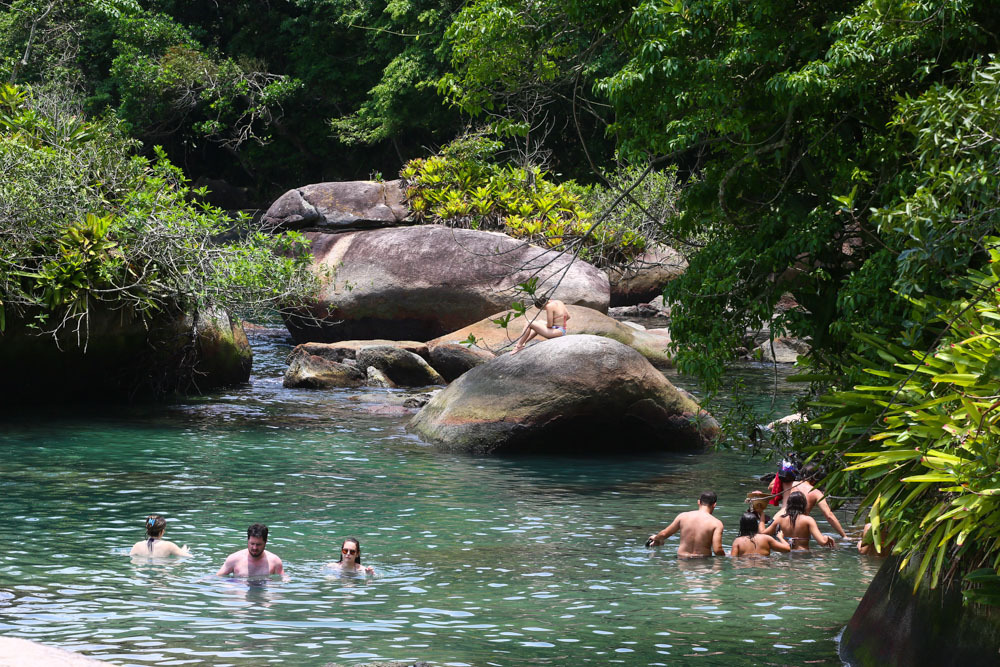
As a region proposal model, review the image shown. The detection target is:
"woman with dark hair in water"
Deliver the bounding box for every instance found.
[762,492,835,551]
[730,512,791,557]
[329,537,374,575]
[129,514,191,557]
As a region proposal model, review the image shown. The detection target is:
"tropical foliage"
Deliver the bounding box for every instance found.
[402,135,678,267]
[0,83,312,336]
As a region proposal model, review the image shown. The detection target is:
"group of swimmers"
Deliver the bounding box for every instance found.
[129,516,373,576]
[646,461,858,558]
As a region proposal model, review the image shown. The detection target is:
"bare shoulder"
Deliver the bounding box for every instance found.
[129,542,145,556]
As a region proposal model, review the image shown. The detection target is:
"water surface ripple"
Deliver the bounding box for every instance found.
[0,331,877,665]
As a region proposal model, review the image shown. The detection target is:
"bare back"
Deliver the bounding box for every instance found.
[730,534,789,557]
[545,300,570,329]
[675,510,724,557]
[767,513,831,551]
[130,538,189,558]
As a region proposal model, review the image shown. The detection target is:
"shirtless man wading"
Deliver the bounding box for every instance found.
[217,523,284,577]
[646,491,725,557]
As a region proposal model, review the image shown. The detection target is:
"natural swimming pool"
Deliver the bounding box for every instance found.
[0,331,877,666]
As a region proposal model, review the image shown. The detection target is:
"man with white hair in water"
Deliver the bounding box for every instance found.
[217,523,284,577]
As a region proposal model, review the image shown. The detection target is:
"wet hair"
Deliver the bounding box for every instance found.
[699,491,717,506]
[145,514,166,538]
[533,296,549,309]
[337,537,362,565]
[786,491,807,532]
[801,462,820,481]
[247,523,268,542]
[738,512,761,538]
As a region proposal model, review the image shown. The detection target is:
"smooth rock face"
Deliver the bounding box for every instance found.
[284,226,611,343]
[607,244,688,306]
[261,180,408,231]
[283,350,365,388]
[409,335,717,455]
[753,336,810,363]
[289,340,430,363]
[428,343,495,382]
[429,305,673,366]
[356,346,445,387]
[0,637,114,665]
[841,556,1000,666]
[0,307,251,400]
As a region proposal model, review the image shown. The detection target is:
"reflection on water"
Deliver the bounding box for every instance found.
[0,330,876,665]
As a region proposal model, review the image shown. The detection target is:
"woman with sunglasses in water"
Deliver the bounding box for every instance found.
[129,514,191,558]
[730,512,791,557]
[330,537,374,575]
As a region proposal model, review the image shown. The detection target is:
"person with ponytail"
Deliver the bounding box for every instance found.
[762,492,835,551]
[129,514,191,558]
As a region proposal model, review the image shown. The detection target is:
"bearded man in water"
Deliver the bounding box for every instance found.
[217,523,284,577]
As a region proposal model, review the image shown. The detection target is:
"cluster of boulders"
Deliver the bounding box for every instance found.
[265,179,720,454]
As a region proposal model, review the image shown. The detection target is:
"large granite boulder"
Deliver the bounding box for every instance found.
[283,225,610,343]
[429,305,673,367]
[356,346,445,387]
[841,556,1000,666]
[0,306,251,400]
[607,244,688,306]
[409,335,718,454]
[262,180,408,231]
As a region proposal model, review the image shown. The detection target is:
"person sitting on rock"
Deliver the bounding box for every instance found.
[646,491,726,557]
[129,514,191,558]
[510,296,570,355]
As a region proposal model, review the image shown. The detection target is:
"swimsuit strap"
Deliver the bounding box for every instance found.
[146,537,155,553]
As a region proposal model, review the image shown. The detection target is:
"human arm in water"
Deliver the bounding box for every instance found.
[712,521,726,556]
[216,553,237,576]
[647,515,682,547]
[765,534,791,553]
[808,517,835,547]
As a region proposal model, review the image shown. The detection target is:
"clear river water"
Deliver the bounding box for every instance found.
[0,328,878,666]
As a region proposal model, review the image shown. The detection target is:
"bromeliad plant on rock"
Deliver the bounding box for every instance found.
[809,245,1000,605]
[400,135,658,268]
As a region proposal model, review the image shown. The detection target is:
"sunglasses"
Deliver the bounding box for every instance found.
[342,547,357,555]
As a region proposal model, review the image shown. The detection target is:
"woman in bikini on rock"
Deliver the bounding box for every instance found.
[511,296,570,354]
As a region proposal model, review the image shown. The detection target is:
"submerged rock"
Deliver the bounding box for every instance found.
[429,305,674,367]
[288,340,430,363]
[409,335,717,455]
[282,225,610,343]
[0,637,114,665]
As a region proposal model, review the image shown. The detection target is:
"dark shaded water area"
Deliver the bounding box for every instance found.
[0,330,877,665]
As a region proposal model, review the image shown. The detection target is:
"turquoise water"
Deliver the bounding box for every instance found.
[0,331,877,665]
